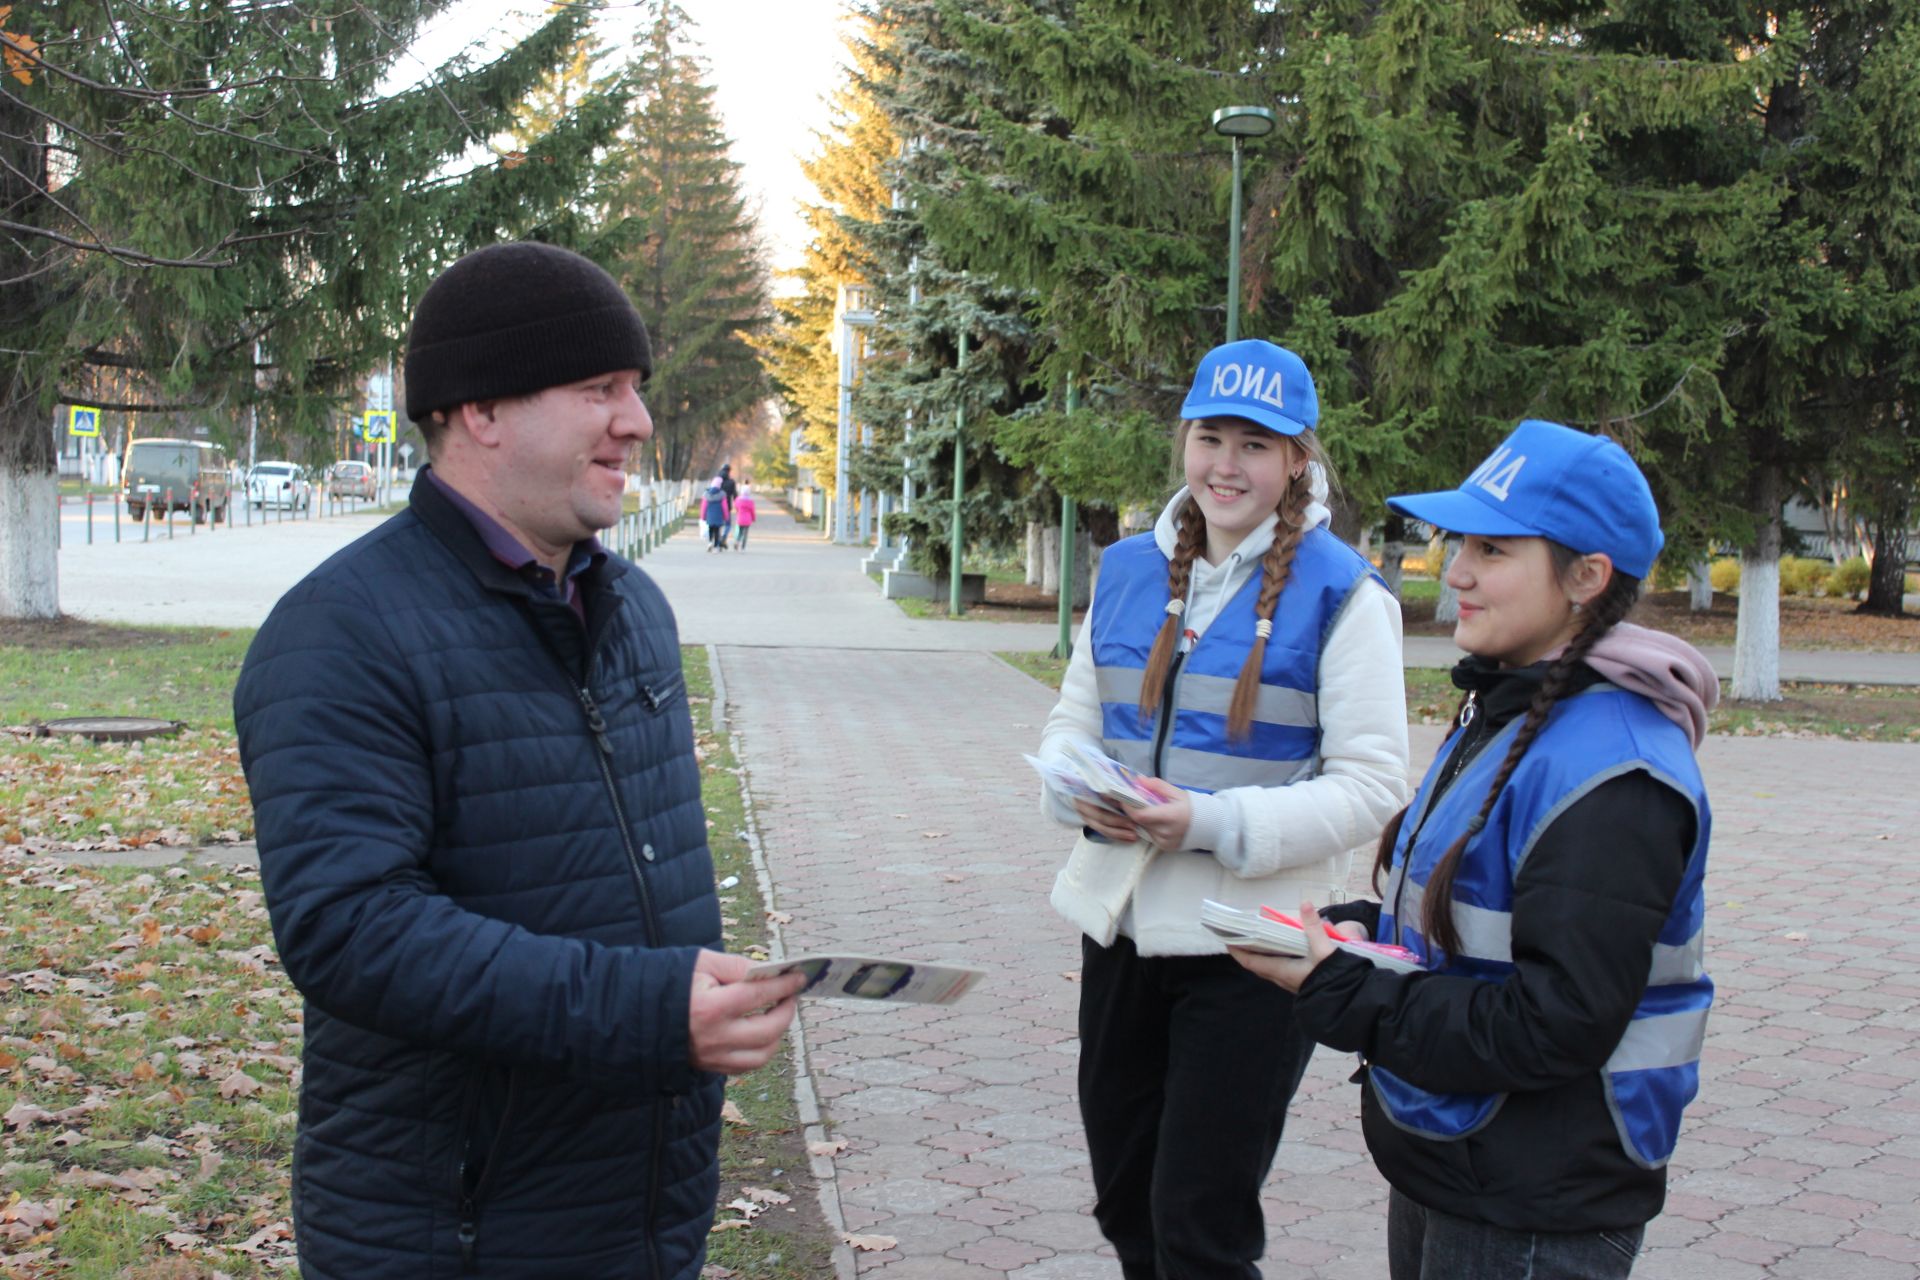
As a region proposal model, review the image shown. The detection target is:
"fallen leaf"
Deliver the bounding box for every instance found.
[844,1232,898,1252]
[701,1267,737,1279]
[0,1200,61,1230]
[725,1198,763,1219]
[720,1099,746,1124]
[1062,970,1082,982]
[807,1139,848,1157]
[235,1220,294,1255]
[708,1218,753,1234]
[765,910,793,925]
[3,1101,52,1128]
[218,1069,263,1098]
[920,831,946,839]
[739,1186,791,1205]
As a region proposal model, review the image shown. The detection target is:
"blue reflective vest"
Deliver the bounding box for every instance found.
[1374,684,1713,1168]
[1089,527,1378,792]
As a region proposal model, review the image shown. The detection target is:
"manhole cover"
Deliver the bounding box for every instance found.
[37,717,183,742]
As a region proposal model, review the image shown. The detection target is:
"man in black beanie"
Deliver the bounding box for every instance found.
[234,242,805,1279]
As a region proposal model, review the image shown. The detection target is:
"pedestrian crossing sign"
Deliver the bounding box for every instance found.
[363,410,395,443]
[68,405,100,437]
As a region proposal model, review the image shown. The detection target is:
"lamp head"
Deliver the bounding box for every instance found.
[1211,105,1276,139]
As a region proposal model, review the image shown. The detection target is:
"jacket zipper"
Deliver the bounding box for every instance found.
[575,677,668,1279]
[1390,690,1481,947]
[575,684,663,944]
[455,1072,519,1273]
[1149,650,1186,777]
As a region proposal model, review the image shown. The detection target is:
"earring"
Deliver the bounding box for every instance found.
[1570,601,1585,615]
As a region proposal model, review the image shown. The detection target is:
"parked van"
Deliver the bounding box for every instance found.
[122,438,232,524]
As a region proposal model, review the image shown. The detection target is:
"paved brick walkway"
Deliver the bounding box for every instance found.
[49,503,1920,1275]
[708,510,1920,1279]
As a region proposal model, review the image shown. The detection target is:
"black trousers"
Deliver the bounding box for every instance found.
[1079,933,1314,1280]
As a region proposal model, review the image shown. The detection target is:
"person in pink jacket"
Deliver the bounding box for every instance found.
[733,484,757,550]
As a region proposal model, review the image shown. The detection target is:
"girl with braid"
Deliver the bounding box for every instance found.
[1235,420,1719,1280]
[1036,340,1410,1280]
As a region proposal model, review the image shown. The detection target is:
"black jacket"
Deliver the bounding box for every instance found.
[1301,658,1695,1233]
[236,470,723,1278]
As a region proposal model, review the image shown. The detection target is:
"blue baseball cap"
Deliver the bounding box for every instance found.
[1386,419,1665,578]
[1181,340,1318,436]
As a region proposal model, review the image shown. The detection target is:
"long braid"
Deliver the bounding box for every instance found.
[1225,466,1313,740]
[1138,498,1206,725]
[1368,685,1480,898]
[1419,568,1642,957]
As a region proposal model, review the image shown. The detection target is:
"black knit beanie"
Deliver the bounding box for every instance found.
[404,242,653,422]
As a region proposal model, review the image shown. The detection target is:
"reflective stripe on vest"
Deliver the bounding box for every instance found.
[1373,685,1713,1168]
[1087,528,1377,794]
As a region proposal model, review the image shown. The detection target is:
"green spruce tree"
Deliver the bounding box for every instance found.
[600,2,770,481]
[1,1,626,618]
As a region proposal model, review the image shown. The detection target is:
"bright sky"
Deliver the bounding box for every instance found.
[405,1,856,275]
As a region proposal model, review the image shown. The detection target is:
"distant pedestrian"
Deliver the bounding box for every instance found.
[718,463,739,544]
[733,484,756,550]
[1233,419,1719,1280]
[1034,338,1410,1280]
[702,476,730,551]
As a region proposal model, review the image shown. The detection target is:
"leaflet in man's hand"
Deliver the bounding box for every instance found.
[1025,740,1161,809]
[746,954,985,1004]
[1200,900,1425,974]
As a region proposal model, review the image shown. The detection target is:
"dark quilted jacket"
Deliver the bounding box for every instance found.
[235,471,724,1279]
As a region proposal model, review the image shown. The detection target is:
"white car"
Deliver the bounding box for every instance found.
[247,461,313,511]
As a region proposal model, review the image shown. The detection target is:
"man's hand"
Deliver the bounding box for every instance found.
[688,950,804,1075]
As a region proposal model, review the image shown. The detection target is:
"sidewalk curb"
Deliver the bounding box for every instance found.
[709,643,858,1280]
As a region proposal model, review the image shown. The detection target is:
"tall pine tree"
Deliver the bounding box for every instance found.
[600,2,770,481]
[1,1,625,618]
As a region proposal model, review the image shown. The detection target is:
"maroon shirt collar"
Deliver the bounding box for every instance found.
[425,467,605,611]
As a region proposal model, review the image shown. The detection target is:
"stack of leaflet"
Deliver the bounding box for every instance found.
[1024,740,1162,810]
[1199,900,1425,974]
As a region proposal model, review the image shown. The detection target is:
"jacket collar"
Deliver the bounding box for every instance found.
[409,465,628,602]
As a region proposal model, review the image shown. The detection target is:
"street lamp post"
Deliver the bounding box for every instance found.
[949,330,968,617]
[1055,375,1079,659]
[1210,105,1276,342]
[831,284,876,544]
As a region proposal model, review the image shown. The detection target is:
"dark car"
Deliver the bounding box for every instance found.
[122,438,231,524]
[327,460,377,501]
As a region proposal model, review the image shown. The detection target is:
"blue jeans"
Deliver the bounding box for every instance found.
[1388,1191,1643,1279]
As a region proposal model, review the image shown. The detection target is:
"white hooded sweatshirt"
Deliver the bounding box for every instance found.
[1038,481,1411,954]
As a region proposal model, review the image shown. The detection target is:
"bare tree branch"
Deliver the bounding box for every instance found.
[0,219,238,268]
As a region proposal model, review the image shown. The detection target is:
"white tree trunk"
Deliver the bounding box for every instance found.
[1433,536,1463,624]
[1041,525,1061,595]
[1379,538,1406,598]
[1732,471,1783,702]
[0,467,59,619]
[1688,558,1713,612]
[1025,521,1043,585]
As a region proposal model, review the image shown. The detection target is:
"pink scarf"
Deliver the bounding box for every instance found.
[1581,623,1719,749]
